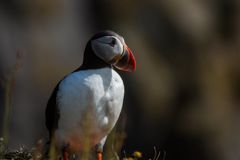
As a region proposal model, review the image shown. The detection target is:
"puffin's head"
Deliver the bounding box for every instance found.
[90,30,136,72]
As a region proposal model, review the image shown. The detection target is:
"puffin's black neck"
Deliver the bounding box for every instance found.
[76,42,111,71]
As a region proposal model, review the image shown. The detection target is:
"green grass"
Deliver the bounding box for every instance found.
[0,137,164,160]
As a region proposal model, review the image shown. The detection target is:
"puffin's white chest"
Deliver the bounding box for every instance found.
[55,68,124,151]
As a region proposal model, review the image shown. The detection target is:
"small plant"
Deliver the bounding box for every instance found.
[148,147,166,160]
[0,137,46,160]
[0,137,33,160]
[1,50,24,144]
[123,151,142,160]
[122,147,166,160]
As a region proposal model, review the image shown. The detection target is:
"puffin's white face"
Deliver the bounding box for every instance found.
[91,36,124,63]
[91,33,136,72]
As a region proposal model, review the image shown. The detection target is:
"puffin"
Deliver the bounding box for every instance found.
[45,30,136,160]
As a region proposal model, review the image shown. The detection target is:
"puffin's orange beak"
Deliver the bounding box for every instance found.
[114,45,136,72]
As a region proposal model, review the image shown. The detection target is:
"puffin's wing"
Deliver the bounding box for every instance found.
[45,82,61,137]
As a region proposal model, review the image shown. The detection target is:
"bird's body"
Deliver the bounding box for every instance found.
[45,30,136,160]
[54,68,124,152]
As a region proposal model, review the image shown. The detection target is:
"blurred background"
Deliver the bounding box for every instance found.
[0,0,240,159]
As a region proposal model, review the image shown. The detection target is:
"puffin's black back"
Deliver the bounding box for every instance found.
[45,82,60,138]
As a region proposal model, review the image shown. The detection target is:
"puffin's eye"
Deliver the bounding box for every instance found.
[110,38,116,47]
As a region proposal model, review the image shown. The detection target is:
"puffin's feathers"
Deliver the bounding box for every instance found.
[45,68,124,152]
[45,82,61,137]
